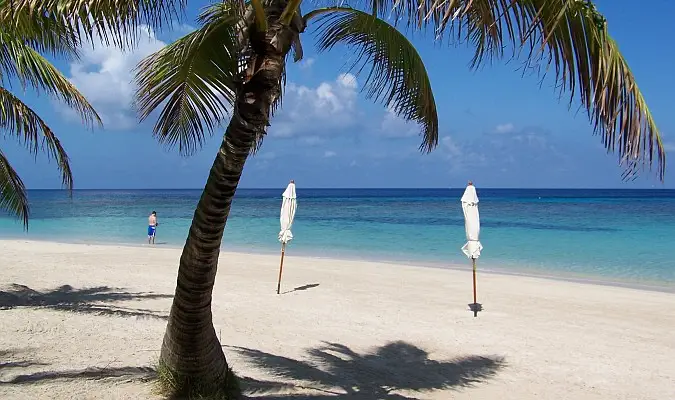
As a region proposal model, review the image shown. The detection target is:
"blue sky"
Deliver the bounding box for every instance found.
[4,0,675,189]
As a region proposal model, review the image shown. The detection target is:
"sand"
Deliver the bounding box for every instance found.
[0,239,674,399]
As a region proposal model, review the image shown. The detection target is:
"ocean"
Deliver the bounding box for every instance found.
[1,189,674,288]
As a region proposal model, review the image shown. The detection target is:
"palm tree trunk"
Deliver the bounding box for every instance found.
[158,11,302,397]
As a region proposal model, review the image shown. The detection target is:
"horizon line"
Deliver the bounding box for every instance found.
[24,187,674,191]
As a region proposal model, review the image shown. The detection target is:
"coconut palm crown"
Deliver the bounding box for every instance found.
[0,3,101,226]
[132,0,666,397]
[1,0,666,398]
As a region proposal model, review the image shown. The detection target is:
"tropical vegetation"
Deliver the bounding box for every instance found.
[0,3,101,226]
[1,0,667,398]
[134,0,666,397]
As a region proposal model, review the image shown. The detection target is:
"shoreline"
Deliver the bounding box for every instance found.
[4,238,673,294]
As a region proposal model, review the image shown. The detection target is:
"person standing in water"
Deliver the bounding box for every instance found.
[148,211,158,244]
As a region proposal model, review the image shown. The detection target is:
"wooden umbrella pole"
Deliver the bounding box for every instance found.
[276,243,286,294]
[472,257,478,317]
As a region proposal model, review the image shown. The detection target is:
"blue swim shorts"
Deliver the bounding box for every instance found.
[148,226,156,236]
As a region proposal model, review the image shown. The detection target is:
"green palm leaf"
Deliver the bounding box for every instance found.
[376,0,664,179]
[0,29,101,129]
[0,86,73,192]
[309,8,438,152]
[0,0,185,49]
[135,3,241,156]
[0,149,28,227]
[5,8,80,59]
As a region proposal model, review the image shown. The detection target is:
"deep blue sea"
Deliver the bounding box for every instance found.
[1,189,674,287]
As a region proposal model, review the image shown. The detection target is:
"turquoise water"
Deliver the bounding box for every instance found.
[1,189,674,286]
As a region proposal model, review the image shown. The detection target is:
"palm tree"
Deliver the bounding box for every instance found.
[0,6,102,226]
[0,0,189,224]
[130,1,665,397]
[136,3,439,397]
[6,0,666,398]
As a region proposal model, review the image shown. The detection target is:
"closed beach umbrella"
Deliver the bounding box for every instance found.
[461,182,483,316]
[277,180,297,294]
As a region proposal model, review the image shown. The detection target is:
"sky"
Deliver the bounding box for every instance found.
[4,0,675,189]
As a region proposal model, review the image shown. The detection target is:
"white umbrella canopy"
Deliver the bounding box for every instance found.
[461,183,482,259]
[276,180,297,294]
[279,182,297,244]
[461,182,482,317]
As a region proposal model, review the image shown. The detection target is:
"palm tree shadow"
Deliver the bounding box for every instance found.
[0,346,154,386]
[232,341,506,399]
[1,343,504,399]
[0,283,171,319]
[0,349,48,378]
[1,365,157,385]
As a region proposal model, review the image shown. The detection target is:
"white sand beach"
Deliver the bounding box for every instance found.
[1,239,674,399]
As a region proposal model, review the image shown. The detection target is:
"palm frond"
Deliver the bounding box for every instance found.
[310,7,438,151]
[280,0,303,25]
[3,7,81,59]
[0,30,101,129]
[0,87,73,193]
[344,0,430,25]
[366,0,664,179]
[0,149,29,228]
[591,36,662,179]
[135,3,241,156]
[251,0,269,32]
[0,0,185,49]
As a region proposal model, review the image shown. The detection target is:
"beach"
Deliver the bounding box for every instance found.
[1,239,674,399]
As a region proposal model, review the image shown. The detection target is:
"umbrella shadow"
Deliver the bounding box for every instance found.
[0,283,171,319]
[281,284,320,295]
[232,341,506,399]
[468,303,483,317]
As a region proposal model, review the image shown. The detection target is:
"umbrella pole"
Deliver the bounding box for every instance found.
[276,243,286,294]
[472,257,478,317]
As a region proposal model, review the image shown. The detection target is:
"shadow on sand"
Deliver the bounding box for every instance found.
[0,349,48,377]
[0,347,155,385]
[0,283,171,319]
[1,342,504,399]
[281,284,320,295]
[2,365,157,384]
[232,341,506,399]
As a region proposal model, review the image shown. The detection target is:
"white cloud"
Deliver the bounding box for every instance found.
[379,107,418,138]
[494,123,515,134]
[59,26,166,129]
[323,150,337,158]
[433,126,575,178]
[299,57,315,69]
[512,130,549,148]
[441,136,462,158]
[268,73,424,144]
[436,135,488,173]
[270,73,359,138]
[336,73,357,89]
